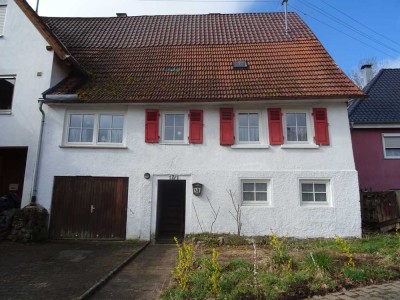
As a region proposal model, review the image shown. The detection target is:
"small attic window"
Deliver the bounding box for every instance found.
[165,66,182,73]
[233,61,248,69]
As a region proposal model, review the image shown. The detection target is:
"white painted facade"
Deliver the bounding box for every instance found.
[37,101,362,239]
[0,0,65,206]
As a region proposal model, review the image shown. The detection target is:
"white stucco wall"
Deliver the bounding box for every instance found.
[0,0,67,205]
[37,101,362,239]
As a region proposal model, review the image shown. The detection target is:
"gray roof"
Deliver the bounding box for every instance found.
[349,69,400,124]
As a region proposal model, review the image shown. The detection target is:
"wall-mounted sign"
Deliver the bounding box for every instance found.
[192,183,203,196]
[169,175,179,180]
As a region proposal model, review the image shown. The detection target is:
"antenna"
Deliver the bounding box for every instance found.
[35,0,40,14]
[282,0,288,35]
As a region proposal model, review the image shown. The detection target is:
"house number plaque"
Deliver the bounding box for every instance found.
[169,175,179,180]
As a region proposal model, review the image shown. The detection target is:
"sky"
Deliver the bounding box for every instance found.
[26,0,400,76]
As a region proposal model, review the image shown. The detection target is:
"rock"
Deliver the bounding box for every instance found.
[8,204,49,242]
[217,236,224,245]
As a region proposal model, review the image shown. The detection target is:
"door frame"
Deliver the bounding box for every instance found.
[151,174,192,240]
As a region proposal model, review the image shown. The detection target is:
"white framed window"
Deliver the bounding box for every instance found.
[382,134,400,159]
[283,110,313,144]
[300,180,331,206]
[68,114,95,143]
[161,112,188,144]
[0,75,16,112]
[64,112,125,147]
[98,114,124,143]
[0,5,6,36]
[233,110,268,148]
[241,179,270,205]
[238,112,260,143]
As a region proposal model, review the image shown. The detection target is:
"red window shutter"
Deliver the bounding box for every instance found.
[220,108,234,145]
[267,108,283,145]
[145,109,159,143]
[189,110,203,144]
[313,108,330,145]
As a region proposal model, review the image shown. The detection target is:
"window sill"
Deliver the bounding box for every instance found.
[281,144,319,149]
[0,110,12,115]
[160,142,189,145]
[384,157,400,160]
[231,144,269,149]
[301,203,331,207]
[59,145,128,149]
[241,202,271,207]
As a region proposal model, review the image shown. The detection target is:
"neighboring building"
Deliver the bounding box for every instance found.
[349,67,400,192]
[11,1,365,240]
[0,0,72,206]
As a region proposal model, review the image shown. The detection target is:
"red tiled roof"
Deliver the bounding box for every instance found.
[42,13,365,102]
[42,13,315,48]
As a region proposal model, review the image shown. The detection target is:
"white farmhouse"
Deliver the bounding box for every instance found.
[5,0,366,241]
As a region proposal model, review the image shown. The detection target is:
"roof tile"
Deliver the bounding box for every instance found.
[42,12,364,103]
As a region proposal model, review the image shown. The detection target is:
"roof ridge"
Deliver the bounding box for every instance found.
[42,11,297,20]
[349,69,384,119]
[363,68,385,93]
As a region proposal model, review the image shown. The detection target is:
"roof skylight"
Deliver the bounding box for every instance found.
[233,61,248,69]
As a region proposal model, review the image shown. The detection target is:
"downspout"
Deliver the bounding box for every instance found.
[30,99,45,205]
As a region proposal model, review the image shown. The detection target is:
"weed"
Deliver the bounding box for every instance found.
[305,251,334,273]
[335,235,355,268]
[172,237,194,290]
[270,231,293,272]
[209,248,223,295]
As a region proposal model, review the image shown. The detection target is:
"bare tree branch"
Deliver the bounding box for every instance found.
[206,196,220,233]
[227,189,242,236]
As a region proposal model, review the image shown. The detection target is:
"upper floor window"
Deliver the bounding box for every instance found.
[65,112,125,146]
[0,5,6,36]
[0,76,15,112]
[286,113,307,142]
[238,113,259,143]
[68,114,95,143]
[383,134,400,159]
[283,110,313,144]
[163,113,186,142]
[98,114,124,143]
[145,109,203,144]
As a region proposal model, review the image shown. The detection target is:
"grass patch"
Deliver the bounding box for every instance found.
[162,233,400,300]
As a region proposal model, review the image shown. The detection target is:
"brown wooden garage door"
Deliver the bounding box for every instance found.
[49,176,128,240]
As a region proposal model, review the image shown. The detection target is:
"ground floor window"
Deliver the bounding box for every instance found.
[300,180,330,205]
[241,180,270,204]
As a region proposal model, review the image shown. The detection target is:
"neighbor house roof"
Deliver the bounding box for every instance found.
[41,12,364,103]
[15,0,87,75]
[348,69,400,124]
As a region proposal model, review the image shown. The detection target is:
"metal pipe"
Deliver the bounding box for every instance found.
[282,0,288,35]
[30,99,45,205]
[35,0,40,14]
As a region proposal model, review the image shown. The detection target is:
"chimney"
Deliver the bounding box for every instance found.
[361,64,373,86]
[116,13,127,17]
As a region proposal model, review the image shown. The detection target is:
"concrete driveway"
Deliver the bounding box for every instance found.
[0,240,147,300]
[92,244,177,299]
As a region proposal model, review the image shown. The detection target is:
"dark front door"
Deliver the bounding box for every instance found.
[156,180,186,243]
[0,147,28,204]
[49,176,128,240]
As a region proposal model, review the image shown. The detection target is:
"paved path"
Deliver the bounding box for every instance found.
[312,281,400,299]
[0,240,146,300]
[92,244,177,300]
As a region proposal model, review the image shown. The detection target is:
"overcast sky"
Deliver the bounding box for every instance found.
[26,0,400,75]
